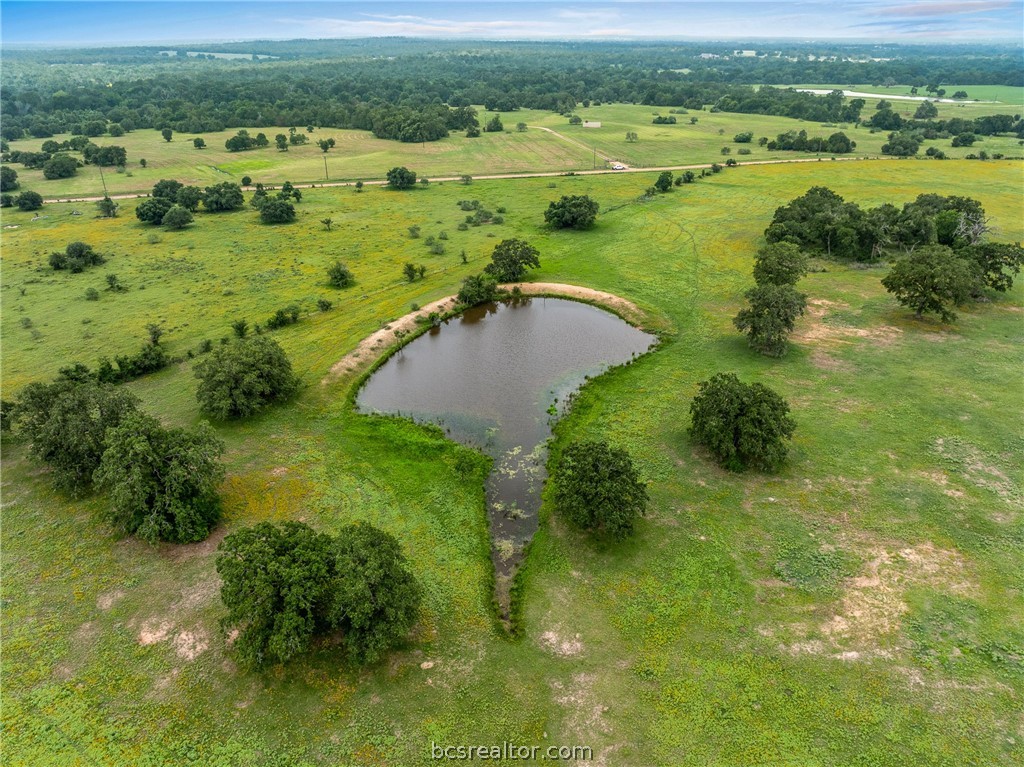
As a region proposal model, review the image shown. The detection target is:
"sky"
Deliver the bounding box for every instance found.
[1,0,1022,46]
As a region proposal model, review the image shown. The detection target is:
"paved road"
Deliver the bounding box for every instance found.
[41,155,891,205]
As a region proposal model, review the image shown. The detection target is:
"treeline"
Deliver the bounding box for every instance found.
[867,109,1020,137]
[2,41,1020,141]
[5,39,1021,85]
[765,186,999,261]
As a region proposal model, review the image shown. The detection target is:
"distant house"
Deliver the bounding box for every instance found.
[582,121,602,128]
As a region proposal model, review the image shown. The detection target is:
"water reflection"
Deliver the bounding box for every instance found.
[356,297,656,616]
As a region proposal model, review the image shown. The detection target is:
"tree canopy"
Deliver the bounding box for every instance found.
[202,182,244,212]
[327,524,422,664]
[544,195,599,230]
[734,283,808,357]
[94,412,225,543]
[484,239,540,282]
[216,521,420,667]
[194,336,300,419]
[881,245,977,322]
[456,273,499,306]
[553,440,648,539]
[751,242,809,286]
[14,378,140,491]
[386,166,417,190]
[689,373,796,472]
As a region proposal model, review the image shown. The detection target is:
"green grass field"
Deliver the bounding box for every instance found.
[788,84,1024,119]
[528,103,1024,168]
[2,160,1023,766]
[6,123,594,197]
[8,101,1022,200]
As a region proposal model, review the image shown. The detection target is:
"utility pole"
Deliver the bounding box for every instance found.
[323,155,329,181]
[98,165,109,197]
[593,146,596,169]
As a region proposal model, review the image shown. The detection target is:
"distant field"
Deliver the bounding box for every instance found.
[528,103,1023,168]
[3,160,1023,766]
[6,124,594,197]
[788,83,1024,119]
[8,101,1022,200]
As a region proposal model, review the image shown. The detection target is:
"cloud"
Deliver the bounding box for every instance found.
[287,14,559,38]
[585,27,638,36]
[874,0,1015,17]
[557,9,622,22]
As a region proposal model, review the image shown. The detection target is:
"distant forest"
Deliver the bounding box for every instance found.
[1,40,1020,142]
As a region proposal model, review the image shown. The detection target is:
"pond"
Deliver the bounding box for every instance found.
[356,297,656,617]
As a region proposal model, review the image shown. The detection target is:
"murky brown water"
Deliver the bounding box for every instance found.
[356,297,656,616]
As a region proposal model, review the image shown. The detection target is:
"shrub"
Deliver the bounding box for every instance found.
[327,261,355,288]
[16,191,43,211]
[317,298,333,312]
[553,440,648,539]
[50,241,106,273]
[386,166,417,189]
[456,273,499,306]
[258,198,296,224]
[265,305,301,330]
[544,195,599,230]
[689,373,796,471]
[194,336,300,419]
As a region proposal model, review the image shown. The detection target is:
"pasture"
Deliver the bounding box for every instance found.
[7,101,1023,201]
[3,158,1022,765]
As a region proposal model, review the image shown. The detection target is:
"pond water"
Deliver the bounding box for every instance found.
[356,297,656,616]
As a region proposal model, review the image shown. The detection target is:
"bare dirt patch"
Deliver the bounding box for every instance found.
[96,589,125,611]
[165,525,230,562]
[774,541,975,656]
[795,299,903,349]
[539,629,584,657]
[172,628,210,661]
[139,620,175,646]
[323,282,647,382]
[551,673,611,737]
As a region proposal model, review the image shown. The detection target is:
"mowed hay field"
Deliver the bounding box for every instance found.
[9,100,1023,199]
[7,123,595,198]
[2,160,1023,766]
[527,103,1024,168]
[788,84,1024,117]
